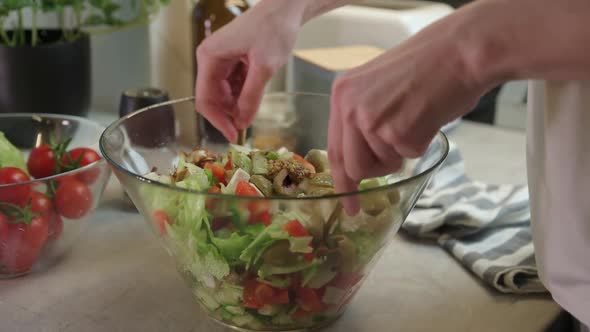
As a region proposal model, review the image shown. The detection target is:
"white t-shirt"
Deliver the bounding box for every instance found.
[527,80,590,327]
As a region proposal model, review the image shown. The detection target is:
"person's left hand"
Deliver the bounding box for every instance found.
[328,17,495,214]
[195,0,306,143]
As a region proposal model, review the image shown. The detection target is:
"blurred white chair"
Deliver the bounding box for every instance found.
[264,1,454,92]
[258,1,457,150]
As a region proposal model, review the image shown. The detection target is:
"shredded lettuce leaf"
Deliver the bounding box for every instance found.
[251,152,268,175]
[140,175,179,219]
[216,283,244,306]
[239,224,281,265]
[304,264,338,289]
[165,164,231,287]
[271,312,295,326]
[244,223,266,237]
[229,147,253,174]
[257,276,291,289]
[204,168,214,185]
[232,314,261,328]
[348,231,381,266]
[194,286,220,311]
[0,131,26,171]
[176,166,210,192]
[288,236,313,254]
[266,151,279,160]
[240,212,315,271]
[258,260,318,279]
[224,305,246,316]
[258,304,282,316]
[204,218,252,263]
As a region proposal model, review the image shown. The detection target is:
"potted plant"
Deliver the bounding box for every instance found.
[0,0,168,117]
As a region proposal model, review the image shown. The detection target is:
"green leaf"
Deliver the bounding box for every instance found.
[203,218,252,263]
[258,260,318,279]
[0,131,26,171]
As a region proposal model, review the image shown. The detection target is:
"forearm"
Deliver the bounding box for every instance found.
[301,0,361,22]
[254,0,359,27]
[456,0,590,88]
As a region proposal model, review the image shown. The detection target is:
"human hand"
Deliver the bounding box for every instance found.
[195,0,307,143]
[328,19,494,214]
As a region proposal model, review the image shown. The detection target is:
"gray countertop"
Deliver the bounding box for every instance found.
[0,119,560,332]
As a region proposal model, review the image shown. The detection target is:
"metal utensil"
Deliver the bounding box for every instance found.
[237,129,247,146]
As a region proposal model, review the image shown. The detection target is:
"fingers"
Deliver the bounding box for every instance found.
[329,99,360,215]
[374,105,435,158]
[328,93,345,190]
[362,129,404,173]
[195,46,239,143]
[342,118,377,182]
[236,63,273,130]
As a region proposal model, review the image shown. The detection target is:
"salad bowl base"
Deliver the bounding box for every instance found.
[208,309,344,332]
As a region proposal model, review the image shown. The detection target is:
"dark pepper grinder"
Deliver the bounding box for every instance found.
[118,87,173,210]
[119,88,176,148]
[119,88,169,117]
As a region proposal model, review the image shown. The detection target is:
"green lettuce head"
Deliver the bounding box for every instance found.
[0,131,26,171]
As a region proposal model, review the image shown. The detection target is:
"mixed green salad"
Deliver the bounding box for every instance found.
[142,145,402,330]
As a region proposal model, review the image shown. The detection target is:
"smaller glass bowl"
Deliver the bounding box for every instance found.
[0,113,111,278]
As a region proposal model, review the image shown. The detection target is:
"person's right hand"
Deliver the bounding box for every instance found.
[327,12,494,215]
[195,0,307,143]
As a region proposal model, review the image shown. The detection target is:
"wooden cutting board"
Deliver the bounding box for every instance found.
[293,45,385,72]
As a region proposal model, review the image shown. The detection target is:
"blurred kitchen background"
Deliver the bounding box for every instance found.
[16,0,528,132]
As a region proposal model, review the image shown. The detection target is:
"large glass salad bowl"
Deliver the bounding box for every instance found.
[100,93,448,331]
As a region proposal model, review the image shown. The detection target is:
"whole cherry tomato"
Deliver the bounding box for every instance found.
[1,245,40,274]
[28,191,52,217]
[0,167,32,206]
[27,145,57,179]
[54,179,92,219]
[61,148,101,184]
[0,204,49,274]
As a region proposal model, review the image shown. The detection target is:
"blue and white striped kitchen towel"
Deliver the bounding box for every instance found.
[404,142,546,294]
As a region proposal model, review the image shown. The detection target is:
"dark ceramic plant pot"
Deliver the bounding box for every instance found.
[0,29,91,117]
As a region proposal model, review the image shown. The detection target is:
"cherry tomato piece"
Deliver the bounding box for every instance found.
[283,220,309,237]
[235,181,259,196]
[206,185,221,210]
[248,209,271,227]
[224,156,233,171]
[293,154,316,174]
[296,287,326,313]
[243,279,263,309]
[153,210,172,236]
[204,163,226,185]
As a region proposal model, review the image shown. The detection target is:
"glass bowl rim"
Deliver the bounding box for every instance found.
[0,112,107,188]
[99,93,450,201]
